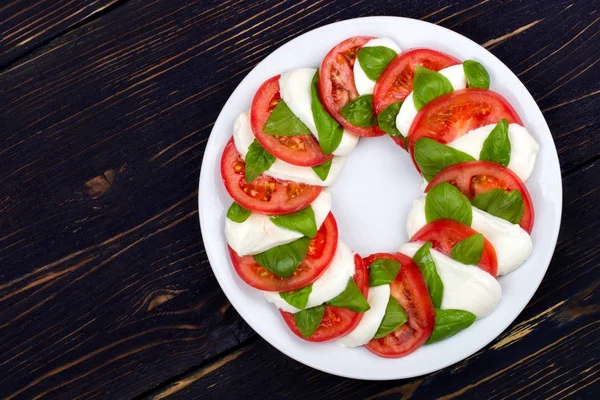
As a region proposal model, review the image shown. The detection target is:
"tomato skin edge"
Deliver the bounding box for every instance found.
[280,254,369,342]
[364,252,435,358]
[220,138,322,215]
[425,160,535,233]
[250,75,333,167]
[318,36,385,137]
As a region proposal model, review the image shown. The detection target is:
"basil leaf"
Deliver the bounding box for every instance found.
[373,296,408,339]
[311,71,343,154]
[412,242,443,309]
[328,278,370,312]
[480,119,510,166]
[357,46,397,81]
[471,189,524,224]
[280,284,312,309]
[341,95,377,127]
[226,202,251,223]
[253,237,311,278]
[450,234,484,265]
[425,182,473,226]
[263,100,311,136]
[414,138,475,181]
[294,305,325,338]
[368,258,401,287]
[463,60,490,89]
[378,102,403,138]
[426,309,476,344]
[244,139,275,182]
[270,206,317,238]
[311,159,332,181]
[412,66,454,111]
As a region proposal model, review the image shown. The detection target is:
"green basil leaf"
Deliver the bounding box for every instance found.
[294,305,325,338]
[311,71,343,154]
[368,258,401,287]
[263,100,311,136]
[450,234,484,265]
[471,189,524,224]
[341,95,377,127]
[378,102,403,138]
[226,202,251,223]
[480,119,511,166]
[425,182,473,226]
[244,139,276,182]
[373,296,408,339]
[270,206,317,238]
[311,159,332,181]
[280,284,312,309]
[412,242,443,309]
[357,46,398,81]
[414,138,475,181]
[426,308,476,344]
[412,66,454,111]
[328,278,370,312]
[253,237,311,278]
[463,60,490,89]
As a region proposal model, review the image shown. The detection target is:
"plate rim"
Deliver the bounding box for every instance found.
[198,15,563,380]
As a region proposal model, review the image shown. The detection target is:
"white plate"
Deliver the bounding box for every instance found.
[198,17,562,380]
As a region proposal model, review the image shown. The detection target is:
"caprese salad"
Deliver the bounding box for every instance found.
[219,36,539,358]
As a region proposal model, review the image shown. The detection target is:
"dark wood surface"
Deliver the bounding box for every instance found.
[0,0,598,398]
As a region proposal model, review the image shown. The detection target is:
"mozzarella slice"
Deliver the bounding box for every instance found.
[353,38,401,96]
[233,112,345,186]
[396,64,467,136]
[447,123,539,182]
[263,241,356,312]
[471,208,532,275]
[406,195,533,275]
[336,284,390,347]
[225,189,331,256]
[399,243,501,319]
[279,69,358,156]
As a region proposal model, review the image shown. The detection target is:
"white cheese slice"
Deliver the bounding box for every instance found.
[399,243,501,319]
[225,189,331,256]
[263,241,356,313]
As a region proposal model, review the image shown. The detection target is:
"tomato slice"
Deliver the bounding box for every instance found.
[281,253,369,342]
[372,48,460,115]
[407,88,523,166]
[426,161,534,232]
[230,213,338,291]
[220,138,322,215]
[410,219,498,277]
[365,252,435,358]
[318,36,384,137]
[250,75,332,167]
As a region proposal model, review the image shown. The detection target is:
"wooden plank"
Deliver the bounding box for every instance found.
[0,0,123,67]
[0,0,597,398]
[146,160,600,399]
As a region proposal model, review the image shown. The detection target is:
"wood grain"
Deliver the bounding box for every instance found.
[0,0,123,68]
[0,0,598,398]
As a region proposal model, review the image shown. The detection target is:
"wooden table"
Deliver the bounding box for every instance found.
[1,1,598,398]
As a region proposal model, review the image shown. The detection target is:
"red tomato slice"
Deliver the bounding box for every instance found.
[372,48,460,115]
[281,253,369,342]
[426,161,534,233]
[365,252,435,358]
[220,138,322,215]
[250,75,332,167]
[229,213,338,291]
[410,219,498,277]
[407,88,523,166]
[318,36,384,137]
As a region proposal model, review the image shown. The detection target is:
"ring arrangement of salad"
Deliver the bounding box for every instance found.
[220,36,539,357]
